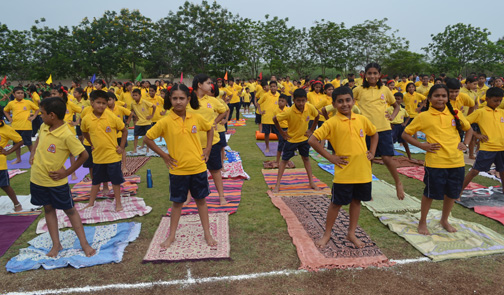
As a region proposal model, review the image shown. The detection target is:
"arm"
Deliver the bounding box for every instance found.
[146,105,157,120]
[308,135,348,168]
[307,113,319,136]
[2,141,23,156]
[117,127,127,154]
[273,116,289,140]
[3,107,12,122]
[202,128,214,162]
[401,131,440,153]
[389,101,401,121]
[82,132,93,148]
[29,109,40,121]
[29,136,40,165]
[321,107,329,120]
[367,132,378,160]
[144,136,177,169]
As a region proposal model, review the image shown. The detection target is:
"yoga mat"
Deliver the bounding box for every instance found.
[378,210,504,262]
[270,195,393,270]
[397,166,485,190]
[0,215,39,257]
[263,160,295,169]
[7,152,31,169]
[8,169,28,179]
[123,156,151,176]
[167,178,244,216]
[394,143,426,154]
[6,222,141,273]
[0,195,42,215]
[71,175,140,201]
[309,149,331,165]
[142,213,230,263]
[477,168,501,181]
[226,128,236,135]
[242,114,256,118]
[256,142,278,157]
[224,150,241,163]
[64,158,88,184]
[474,206,504,225]
[457,187,504,209]
[363,180,421,214]
[262,169,331,197]
[372,156,424,167]
[317,163,379,181]
[36,197,152,234]
[209,161,249,180]
[126,146,167,157]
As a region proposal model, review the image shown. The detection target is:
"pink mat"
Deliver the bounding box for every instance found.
[474,206,504,225]
[397,166,485,190]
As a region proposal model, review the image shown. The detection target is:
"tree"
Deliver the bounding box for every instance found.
[0,26,35,83]
[288,28,315,78]
[309,20,347,76]
[382,50,430,75]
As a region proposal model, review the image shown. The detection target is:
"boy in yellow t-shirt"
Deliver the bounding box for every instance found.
[81,90,127,212]
[3,86,39,164]
[29,97,95,258]
[308,86,378,248]
[258,81,280,153]
[272,96,289,165]
[273,89,319,193]
[388,92,411,159]
[131,89,156,154]
[0,121,23,211]
[241,88,252,114]
[107,92,133,174]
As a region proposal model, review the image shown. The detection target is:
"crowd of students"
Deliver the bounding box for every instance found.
[1,62,503,256]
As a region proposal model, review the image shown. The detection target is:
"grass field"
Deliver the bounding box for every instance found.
[2,118,504,294]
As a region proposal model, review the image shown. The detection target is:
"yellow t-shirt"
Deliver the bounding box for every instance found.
[119,91,134,110]
[403,92,426,119]
[84,86,95,95]
[331,79,341,88]
[109,104,132,138]
[466,106,504,151]
[387,106,409,125]
[64,101,82,134]
[460,87,478,103]
[216,97,229,133]
[307,91,325,120]
[258,91,280,124]
[73,99,91,122]
[404,106,471,168]
[245,82,255,93]
[450,93,475,117]
[313,112,377,183]
[4,99,39,130]
[353,85,396,132]
[416,84,431,96]
[325,104,361,116]
[396,81,409,92]
[30,123,85,187]
[242,92,251,103]
[275,103,318,143]
[477,84,489,100]
[228,84,243,104]
[146,111,212,175]
[146,95,165,122]
[415,81,422,87]
[0,124,22,170]
[131,98,154,126]
[281,81,294,96]
[273,106,289,128]
[80,111,125,164]
[187,95,226,147]
[31,92,41,107]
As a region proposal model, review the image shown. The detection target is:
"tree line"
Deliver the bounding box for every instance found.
[1,1,503,84]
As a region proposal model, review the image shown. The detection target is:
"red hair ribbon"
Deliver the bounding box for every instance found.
[166,86,172,92]
[386,80,394,85]
[453,109,459,120]
[188,87,193,93]
[211,84,215,92]
[312,80,323,85]
[60,86,68,94]
[216,78,223,81]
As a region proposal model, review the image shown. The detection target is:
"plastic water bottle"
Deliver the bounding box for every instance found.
[147,169,153,188]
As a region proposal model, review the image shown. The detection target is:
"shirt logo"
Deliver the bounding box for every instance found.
[414,100,417,104]
[23,107,27,111]
[380,94,385,100]
[105,126,112,133]
[66,109,69,114]
[306,116,310,122]
[501,117,504,123]
[191,125,197,133]
[451,119,456,126]
[207,103,212,108]
[47,144,56,153]
[142,108,145,112]
[360,129,364,137]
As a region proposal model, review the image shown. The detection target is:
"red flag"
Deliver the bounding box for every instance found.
[224,71,228,81]
[180,72,183,83]
[259,72,262,80]
[0,76,6,86]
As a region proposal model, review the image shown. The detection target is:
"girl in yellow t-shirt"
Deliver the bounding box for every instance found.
[73,87,91,143]
[386,80,398,94]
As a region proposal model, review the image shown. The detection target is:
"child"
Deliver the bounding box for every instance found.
[353,63,404,200]
[254,81,268,132]
[242,88,251,114]
[308,86,378,248]
[28,85,42,137]
[258,81,280,153]
[272,89,320,193]
[107,92,132,174]
[131,88,156,154]
[273,96,289,165]
[0,120,24,211]
[462,87,504,190]
[81,90,127,212]
[144,83,217,248]
[404,83,426,123]
[307,81,326,128]
[402,84,473,235]
[214,84,230,169]
[388,92,412,159]
[73,88,90,143]
[29,97,95,257]
[147,85,166,125]
[3,86,39,164]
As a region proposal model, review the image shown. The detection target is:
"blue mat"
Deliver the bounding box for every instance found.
[6,222,141,273]
[394,143,425,154]
[318,163,379,181]
[7,152,31,169]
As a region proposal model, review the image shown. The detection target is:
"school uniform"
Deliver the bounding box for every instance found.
[4,99,39,146]
[258,91,280,135]
[119,91,134,110]
[0,125,22,187]
[216,97,230,148]
[387,105,409,143]
[109,104,132,147]
[273,106,289,153]
[450,93,475,117]
[404,92,426,119]
[131,98,154,136]
[227,84,243,120]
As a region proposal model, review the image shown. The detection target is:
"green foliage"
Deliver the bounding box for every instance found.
[309,20,348,75]
[382,50,430,75]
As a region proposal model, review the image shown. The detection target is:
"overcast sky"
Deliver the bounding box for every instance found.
[2,0,503,53]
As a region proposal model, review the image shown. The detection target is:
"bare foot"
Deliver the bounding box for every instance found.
[396,182,405,200]
[160,236,176,249]
[115,203,123,212]
[71,173,78,181]
[272,186,280,193]
[440,220,457,233]
[205,234,217,247]
[81,203,94,210]
[102,188,110,196]
[219,197,228,205]
[12,158,21,164]
[14,203,22,212]
[346,234,365,248]
[315,234,331,247]
[418,222,430,235]
[46,244,63,257]
[183,197,192,206]
[265,148,270,153]
[82,244,96,257]
[310,182,321,191]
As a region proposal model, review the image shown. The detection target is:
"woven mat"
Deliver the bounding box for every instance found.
[372,156,424,167]
[71,175,140,201]
[0,215,39,257]
[123,156,150,176]
[397,166,485,190]
[262,169,331,197]
[263,160,295,169]
[363,180,421,214]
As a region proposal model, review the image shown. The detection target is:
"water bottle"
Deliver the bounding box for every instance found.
[147,169,153,188]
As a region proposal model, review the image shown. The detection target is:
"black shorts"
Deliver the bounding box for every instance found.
[242,102,251,107]
[30,182,74,210]
[366,130,394,157]
[331,182,372,205]
[0,170,9,187]
[218,131,227,148]
[169,171,210,203]
[117,137,128,148]
[282,140,310,161]
[255,113,262,124]
[206,143,222,171]
[134,125,151,136]
[278,128,287,152]
[15,130,32,146]
[92,161,125,185]
[76,125,82,136]
[423,166,465,200]
[262,124,275,135]
[83,145,93,168]
[473,150,504,172]
[391,124,405,144]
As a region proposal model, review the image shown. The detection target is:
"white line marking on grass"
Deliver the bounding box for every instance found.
[4,257,428,295]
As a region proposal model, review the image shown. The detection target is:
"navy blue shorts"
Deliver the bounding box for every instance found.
[423,166,465,200]
[391,124,405,144]
[262,124,274,135]
[331,182,372,205]
[117,137,128,148]
[134,125,151,136]
[30,182,74,210]
[0,170,9,187]
[366,130,394,157]
[219,131,227,148]
[92,161,125,185]
[282,140,310,161]
[255,113,261,124]
[83,145,93,168]
[76,125,82,136]
[206,143,222,171]
[169,171,210,203]
[473,150,504,172]
[278,128,287,152]
[15,130,32,146]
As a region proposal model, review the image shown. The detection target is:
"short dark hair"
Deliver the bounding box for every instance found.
[293,89,307,99]
[394,92,404,99]
[40,97,66,120]
[132,89,142,95]
[13,86,24,93]
[486,87,504,99]
[332,86,353,100]
[446,78,461,90]
[90,90,108,102]
[107,92,118,101]
[269,81,278,87]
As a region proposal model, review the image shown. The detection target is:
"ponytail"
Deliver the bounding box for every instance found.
[446,100,463,135]
[74,87,88,100]
[164,83,199,110]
